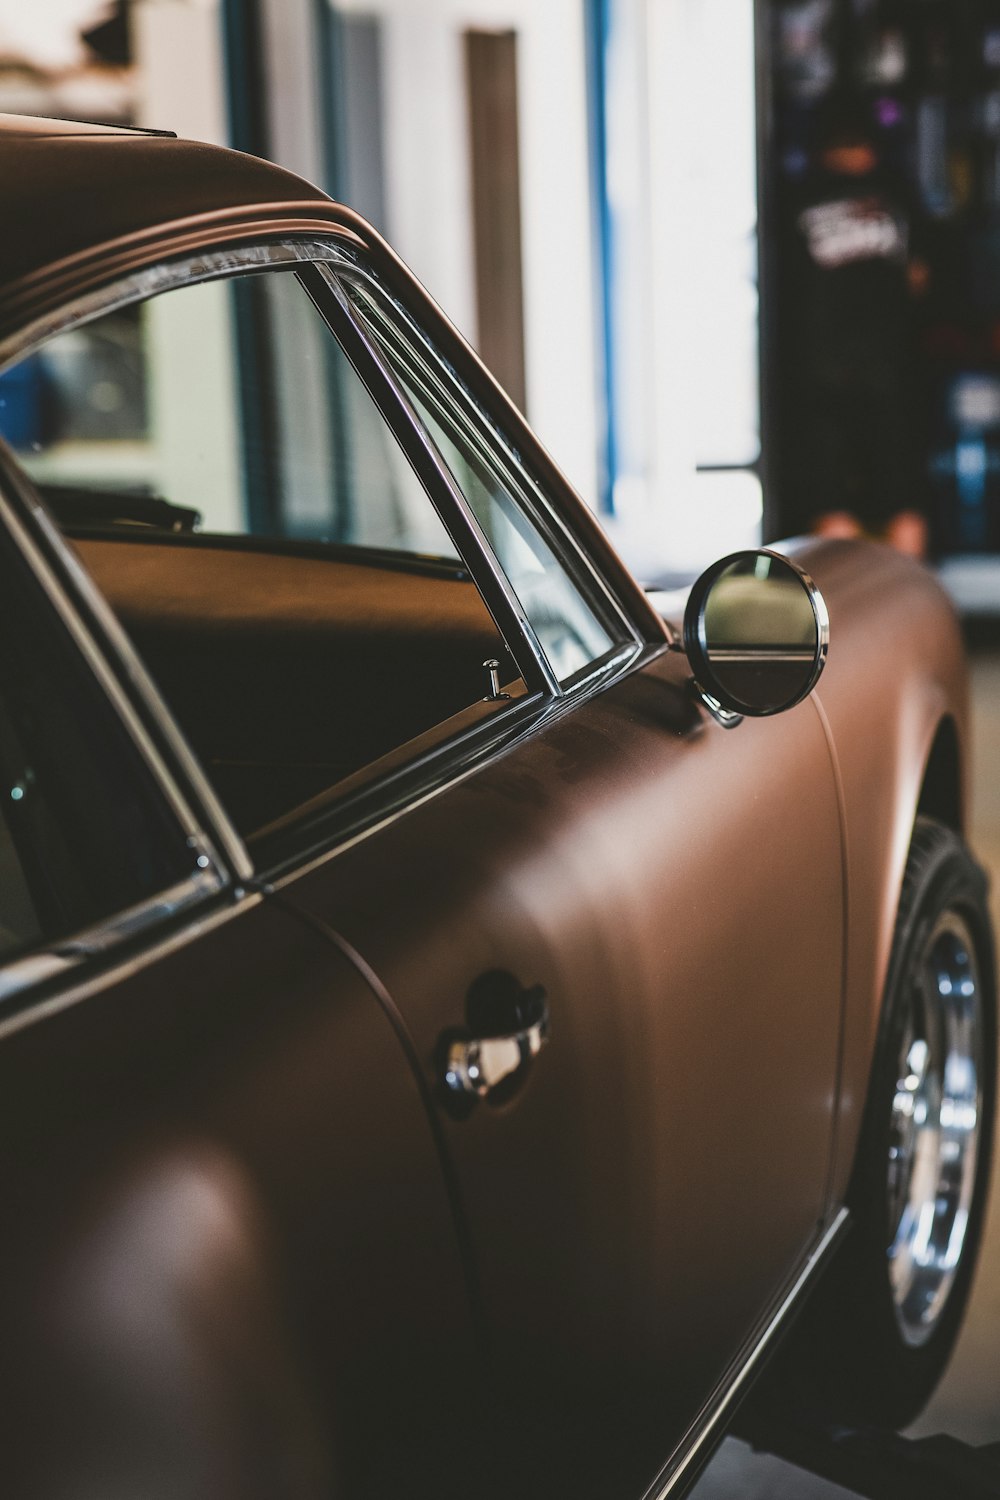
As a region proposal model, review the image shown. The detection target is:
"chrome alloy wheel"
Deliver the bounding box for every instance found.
[887,911,984,1347]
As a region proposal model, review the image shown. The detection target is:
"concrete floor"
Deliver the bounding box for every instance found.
[691,646,1000,1497]
[691,1437,858,1498]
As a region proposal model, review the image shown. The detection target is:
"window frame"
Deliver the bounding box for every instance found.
[0,453,230,1016]
[317,256,634,682]
[296,258,561,700]
[0,233,665,891]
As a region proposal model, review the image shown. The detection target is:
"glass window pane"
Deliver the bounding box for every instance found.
[340,276,620,682]
[3,270,457,561]
[0,262,525,841]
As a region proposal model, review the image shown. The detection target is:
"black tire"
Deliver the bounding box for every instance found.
[794,816,996,1428]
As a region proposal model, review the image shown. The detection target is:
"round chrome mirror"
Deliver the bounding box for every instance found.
[683,549,829,718]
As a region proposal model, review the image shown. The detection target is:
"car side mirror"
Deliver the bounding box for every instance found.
[682,549,829,724]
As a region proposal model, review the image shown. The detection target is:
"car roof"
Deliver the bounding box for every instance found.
[0,114,340,343]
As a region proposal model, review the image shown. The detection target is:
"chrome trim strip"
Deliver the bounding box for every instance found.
[0,889,262,1044]
[308,262,561,699]
[644,1207,851,1500]
[324,257,644,664]
[269,638,666,892]
[560,639,644,694]
[0,234,649,905]
[45,868,223,958]
[0,234,560,880]
[0,244,357,884]
[0,868,222,1007]
[23,488,253,882]
[0,236,352,372]
[0,466,238,880]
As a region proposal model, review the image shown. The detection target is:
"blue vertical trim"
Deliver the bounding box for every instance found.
[221,0,274,534]
[585,0,617,515]
[315,0,349,200]
[229,277,283,536]
[221,0,269,156]
[312,0,355,538]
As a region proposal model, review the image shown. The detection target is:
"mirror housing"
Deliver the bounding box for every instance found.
[682,549,829,722]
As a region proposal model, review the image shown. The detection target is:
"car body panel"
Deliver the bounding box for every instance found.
[781,536,970,1204]
[0,891,481,1497]
[279,640,845,1498]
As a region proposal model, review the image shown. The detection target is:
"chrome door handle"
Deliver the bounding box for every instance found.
[442,976,549,1100]
[444,1013,548,1098]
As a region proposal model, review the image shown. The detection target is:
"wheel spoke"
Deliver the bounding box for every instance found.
[887,911,983,1347]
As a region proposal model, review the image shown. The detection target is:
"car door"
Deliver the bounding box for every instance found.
[267,258,848,1499]
[0,467,483,1499]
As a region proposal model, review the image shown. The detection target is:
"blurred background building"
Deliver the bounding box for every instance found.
[767,0,1000,613]
[0,0,762,585]
[8,0,1000,605]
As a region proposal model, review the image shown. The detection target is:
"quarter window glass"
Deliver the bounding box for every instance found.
[340,277,619,682]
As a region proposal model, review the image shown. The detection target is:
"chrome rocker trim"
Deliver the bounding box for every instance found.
[644,1207,851,1499]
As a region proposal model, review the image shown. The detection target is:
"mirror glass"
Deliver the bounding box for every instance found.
[687,551,826,716]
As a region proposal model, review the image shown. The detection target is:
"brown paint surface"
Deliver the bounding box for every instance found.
[283,645,845,1498]
[0,900,481,1497]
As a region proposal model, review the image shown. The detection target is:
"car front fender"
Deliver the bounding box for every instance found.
[785,536,970,1206]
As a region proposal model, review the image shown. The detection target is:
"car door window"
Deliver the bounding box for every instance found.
[337,273,625,683]
[7,270,457,561]
[0,503,210,979]
[0,256,529,843]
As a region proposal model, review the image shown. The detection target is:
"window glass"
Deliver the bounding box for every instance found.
[0,262,523,842]
[0,520,198,966]
[339,276,621,682]
[2,270,457,561]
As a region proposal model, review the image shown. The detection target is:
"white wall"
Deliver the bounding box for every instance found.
[133,0,244,532]
[132,0,763,579]
[608,0,762,580]
[330,0,601,510]
[133,0,229,145]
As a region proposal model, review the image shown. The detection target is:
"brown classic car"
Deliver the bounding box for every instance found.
[0,113,992,1500]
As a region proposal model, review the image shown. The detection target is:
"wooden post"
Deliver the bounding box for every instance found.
[464,28,528,415]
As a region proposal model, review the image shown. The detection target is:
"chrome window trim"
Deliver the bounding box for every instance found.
[299,261,561,700]
[0,887,263,1044]
[319,257,643,684]
[0,235,650,914]
[6,467,253,883]
[0,234,648,680]
[0,867,224,1012]
[267,638,664,894]
[252,682,550,871]
[0,238,346,372]
[0,459,238,870]
[0,472,234,1010]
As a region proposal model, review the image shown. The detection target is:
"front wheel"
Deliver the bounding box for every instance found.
[801,817,996,1427]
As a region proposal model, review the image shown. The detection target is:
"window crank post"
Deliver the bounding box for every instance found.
[483,658,510,701]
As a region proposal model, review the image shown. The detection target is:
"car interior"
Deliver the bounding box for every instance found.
[66,523,516,839]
